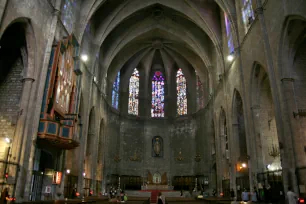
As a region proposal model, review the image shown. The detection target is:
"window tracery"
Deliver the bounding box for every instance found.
[128,68,139,115]
[176,69,187,115]
[241,0,255,33]
[224,13,234,53]
[61,0,77,34]
[151,71,165,117]
[112,72,120,109]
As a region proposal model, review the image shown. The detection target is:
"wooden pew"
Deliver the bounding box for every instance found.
[21,196,150,204]
[125,196,150,204]
[165,197,232,204]
[165,197,203,204]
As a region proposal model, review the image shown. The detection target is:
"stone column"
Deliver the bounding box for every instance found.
[11,77,34,200]
[19,0,63,201]
[250,105,263,171]
[230,123,239,195]
[11,78,34,162]
[280,77,299,192]
[255,0,298,193]
[77,66,94,197]
[89,131,97,195]
[215,122,223,194]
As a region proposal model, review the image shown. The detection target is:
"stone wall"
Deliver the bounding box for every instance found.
[0,57,23,139]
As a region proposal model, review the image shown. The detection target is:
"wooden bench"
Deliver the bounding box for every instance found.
[104,196,150,204]
[22,199,96,204]
[165,197,203,204]
[126,196,150,204]
[22,196,150,204]
[165,197,232,204]
[22,196,108,204]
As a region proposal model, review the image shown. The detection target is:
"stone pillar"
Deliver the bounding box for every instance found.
[230,123,239,195]
[280,78,299,192]
[250,105,263,171]
[215,123,223,194]
[11,77,34,200]
[255,0,298,193]
[11,78,34,162]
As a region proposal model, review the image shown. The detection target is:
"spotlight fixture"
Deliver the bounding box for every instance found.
[93,76,98,83]
[227,54,234,62]
[81,54,88,62]
[5,137,11,144]
[83,172,86,177]
[267,164,271,169]
[242,163,247,168]
[66,169,71,174]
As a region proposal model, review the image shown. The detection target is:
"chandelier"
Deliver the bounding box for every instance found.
[130,150,141,161]
[268,144,280,158]
[114,154,121,163]
[194,153,201,162]
[175,149,184,161]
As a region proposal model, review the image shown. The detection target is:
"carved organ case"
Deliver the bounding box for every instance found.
[38,35,81,149]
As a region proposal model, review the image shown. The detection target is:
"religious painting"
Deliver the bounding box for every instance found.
[152,136,163,157]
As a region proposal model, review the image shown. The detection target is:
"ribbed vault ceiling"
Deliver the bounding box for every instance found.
[78,0,236,87]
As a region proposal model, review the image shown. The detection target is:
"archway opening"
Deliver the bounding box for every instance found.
[232,91,249,198]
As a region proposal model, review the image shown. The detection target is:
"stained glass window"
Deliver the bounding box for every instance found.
[176,69,187,115]
[151,71,165,117]
[224,13,234,53]
[61,0,77,34]
[196,74,204,110]
[128,68,139,115]
[112,72,120,109]
[241,0,255,33]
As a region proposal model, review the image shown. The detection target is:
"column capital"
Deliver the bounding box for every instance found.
[281,77,294,82]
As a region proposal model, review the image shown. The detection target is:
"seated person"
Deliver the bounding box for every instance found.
[123,194,128,202]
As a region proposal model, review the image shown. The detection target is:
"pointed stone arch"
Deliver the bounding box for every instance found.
[231,89,249,193]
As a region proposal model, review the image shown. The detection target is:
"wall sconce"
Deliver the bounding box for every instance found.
[81,54,88,62]
[114,154,121,163]
[175,149,184,161]
[227,53,234,62]
[194,153,201,162]
[93,76,98,83]
[236,162,248,172]
[130,150,141,161]
[5,137,11,144]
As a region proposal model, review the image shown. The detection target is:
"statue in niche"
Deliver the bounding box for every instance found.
[152,136,163,157]
[153,172,161,184]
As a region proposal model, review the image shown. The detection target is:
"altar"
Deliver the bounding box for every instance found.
[141,184,174,190]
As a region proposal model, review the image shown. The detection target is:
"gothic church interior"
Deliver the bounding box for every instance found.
[0,0,305,202]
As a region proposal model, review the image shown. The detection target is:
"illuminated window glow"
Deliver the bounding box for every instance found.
[176,69,187,115]
[128,68,139,115]
[224,13,234,53]
[61,0,77,34]
[241,0,255,33]
[112,72,120,109]
[151,71,165,117]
